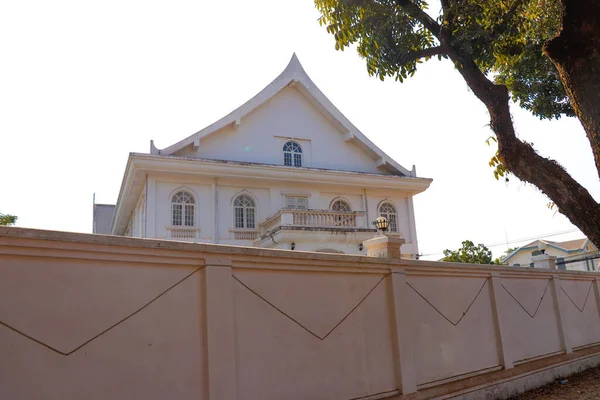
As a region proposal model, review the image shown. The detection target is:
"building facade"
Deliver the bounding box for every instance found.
[504,238,599,272]
[94,55,432,256]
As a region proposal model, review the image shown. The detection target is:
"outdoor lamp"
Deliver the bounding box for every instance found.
[373,216,389,233]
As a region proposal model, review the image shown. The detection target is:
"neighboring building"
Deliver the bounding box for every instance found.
[94,54,432,256]
[92,203,115,235]
[504,238,599,272]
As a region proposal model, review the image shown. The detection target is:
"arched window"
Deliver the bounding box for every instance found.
[283,141,302,167]
[379,202,398,232]
[331,199,352,226]
[234,195,256,229]
[172,191,195,226]
[331,199,351,212]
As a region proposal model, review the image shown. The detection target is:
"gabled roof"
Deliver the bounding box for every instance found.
[503,237,596,264]
[555,238,588,250]
[152,54,413,176]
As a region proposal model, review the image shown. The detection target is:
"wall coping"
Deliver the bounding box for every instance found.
[1,227,598,278]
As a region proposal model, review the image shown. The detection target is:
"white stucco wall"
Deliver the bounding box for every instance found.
[127,190,146,238]
[174,87,385,175]
[140,174,418,256]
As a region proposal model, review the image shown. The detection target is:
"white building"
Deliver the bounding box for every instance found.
[94,54,432,256]
[504,238,599,272]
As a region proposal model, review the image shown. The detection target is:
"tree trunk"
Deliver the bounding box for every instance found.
[444,48,600,249]
[544,0,600,180]
[400,0,600,248]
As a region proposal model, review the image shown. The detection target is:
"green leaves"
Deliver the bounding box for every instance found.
[443,240,495,264]
[315,0,436,83]
[485,135,497,146]
[0,213,17,226]
[488,151,509,180]
[314,0,572,119]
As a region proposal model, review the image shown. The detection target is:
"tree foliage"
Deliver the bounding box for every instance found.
[504,246,519,255]
[443,240,496,264]
[315,0,571,119]
[493,246,520,264]
[315,0,600,249]
[0,213,17,226]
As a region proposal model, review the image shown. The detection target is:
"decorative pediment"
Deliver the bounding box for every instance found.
[153,54,412,176]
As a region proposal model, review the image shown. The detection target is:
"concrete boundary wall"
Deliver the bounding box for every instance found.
[1,227,599,400]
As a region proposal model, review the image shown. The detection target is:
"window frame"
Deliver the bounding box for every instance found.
[233,194,257,229]
[330,199,352,212]
[283,141,303,167]
[171,190,196,227]
[285,195,308,210]
[378,202,398,232]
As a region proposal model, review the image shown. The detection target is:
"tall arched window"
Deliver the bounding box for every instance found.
[331,199,352,226]
[331,199,351,212]
[234,195,256,229]
[283,141,302,167]
[172,191,195,226]
[379,202,398,232]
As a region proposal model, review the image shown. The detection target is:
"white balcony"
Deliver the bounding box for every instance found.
[257,209,374,240]
[253,208,415,255]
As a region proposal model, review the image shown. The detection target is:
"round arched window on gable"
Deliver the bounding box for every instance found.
[234,194,256,229]
[379,202,398,232]
[283,141,302,167]
[172,191,195,227]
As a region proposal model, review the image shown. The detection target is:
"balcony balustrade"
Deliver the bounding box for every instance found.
[166,226,199,239]
[258,209,368,238]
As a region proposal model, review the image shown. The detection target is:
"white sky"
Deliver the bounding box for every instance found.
[1,0,598,259]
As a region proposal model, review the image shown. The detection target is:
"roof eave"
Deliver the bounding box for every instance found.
[109,154,136,235]
[129,153,432,191]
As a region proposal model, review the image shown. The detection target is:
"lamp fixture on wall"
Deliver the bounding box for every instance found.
[291,242,296,250]
[372,216,389,234]
[359,243,363,251]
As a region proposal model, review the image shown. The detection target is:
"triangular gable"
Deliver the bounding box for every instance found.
[153,54,412,176]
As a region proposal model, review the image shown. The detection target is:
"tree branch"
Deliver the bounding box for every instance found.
[394,0,443,39]
[440,0,453,32]
[396,46,445,65]
[482,0,528,44]
[442,40,600,248]
[500,0,527,28]
[400,0,600,247]
[390,0,600,247]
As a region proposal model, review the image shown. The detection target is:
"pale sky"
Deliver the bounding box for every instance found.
[1,0,598,260]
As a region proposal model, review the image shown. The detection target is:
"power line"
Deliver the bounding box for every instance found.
[559,250,600,265]
[485,228,579,248]
[420,228,580,257]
